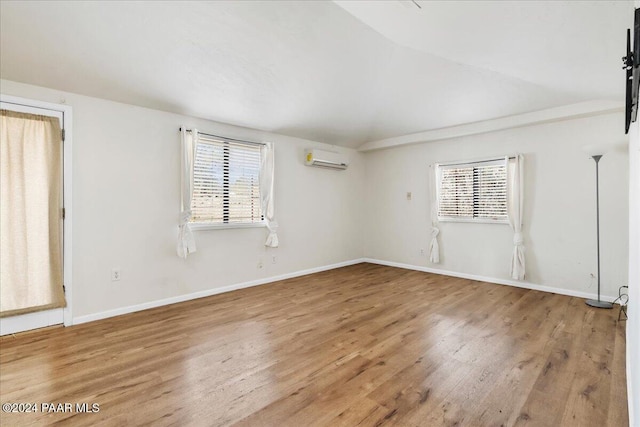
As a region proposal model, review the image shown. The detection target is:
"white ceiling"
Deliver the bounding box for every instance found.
[0,1,634,148]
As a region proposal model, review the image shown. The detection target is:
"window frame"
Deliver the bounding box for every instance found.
[188,133,266,231]
[435,157,510,225]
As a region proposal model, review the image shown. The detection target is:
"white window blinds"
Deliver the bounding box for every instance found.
[191,135,263,225]
[437,158,508,222]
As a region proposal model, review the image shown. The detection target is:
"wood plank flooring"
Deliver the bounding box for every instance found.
[0,263,628,426]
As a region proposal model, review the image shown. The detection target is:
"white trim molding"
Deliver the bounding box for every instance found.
[628,324,635,427]
[358,100,623,152]
[73,259,366,325]
[362,258,618,303]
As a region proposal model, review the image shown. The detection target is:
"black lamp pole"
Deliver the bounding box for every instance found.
[586,154,613,309]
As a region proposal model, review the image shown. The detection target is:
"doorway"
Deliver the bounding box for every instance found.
[0,95,73,335]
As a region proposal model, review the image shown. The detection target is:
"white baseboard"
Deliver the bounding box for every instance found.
[72,258,366,326]
[362,258,618,303]
[72,257,619,326]
[0,308,64,336]
[627,324,635,427]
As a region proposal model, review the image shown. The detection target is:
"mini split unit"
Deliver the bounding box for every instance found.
[304,149,349,170]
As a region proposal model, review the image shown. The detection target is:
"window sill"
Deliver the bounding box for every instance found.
[438,217,509,225]
[189,222,267,231]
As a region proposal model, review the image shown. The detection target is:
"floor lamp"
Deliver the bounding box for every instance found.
[583,145,613,309]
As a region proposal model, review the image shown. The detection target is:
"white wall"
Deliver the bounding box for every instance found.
[0,79,631,332]
[628,119,639,425]
[0,79,365,320]
[364,113,629,299]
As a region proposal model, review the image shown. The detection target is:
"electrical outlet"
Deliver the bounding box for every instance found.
[111,268,121,281]
[406,192,412,200]
[272,255,277,264]
[420,248,425,256]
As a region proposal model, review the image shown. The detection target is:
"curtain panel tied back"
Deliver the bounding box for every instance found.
[177,127,197,258]
[428,163,440,263]
[507,154,525,280]
[260,142,278,247]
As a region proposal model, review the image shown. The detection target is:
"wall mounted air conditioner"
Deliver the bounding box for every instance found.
[304,149,349,170]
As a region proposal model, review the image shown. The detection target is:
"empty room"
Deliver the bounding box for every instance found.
[0,1,638,426]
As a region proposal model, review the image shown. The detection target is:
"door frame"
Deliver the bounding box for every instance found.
[0,94,73,331]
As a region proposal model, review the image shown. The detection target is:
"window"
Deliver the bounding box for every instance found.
[191,134,263,226]
[436,158,508,223]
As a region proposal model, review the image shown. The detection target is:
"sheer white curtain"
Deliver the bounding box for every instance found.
[177,127,197,258]
[1,110,66,316]
[507,154,525,280]
[428,163,440,263]
[260,142,278,247]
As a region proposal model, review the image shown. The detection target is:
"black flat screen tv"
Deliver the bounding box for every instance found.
[624,8,640,134]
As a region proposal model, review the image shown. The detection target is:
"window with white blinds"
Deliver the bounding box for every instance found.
[191,135,263,225]
[436,158,508,222]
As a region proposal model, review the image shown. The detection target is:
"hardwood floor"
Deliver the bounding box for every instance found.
[0,263,628,426]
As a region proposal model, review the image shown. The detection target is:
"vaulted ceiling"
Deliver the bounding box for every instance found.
[0,1,633,148]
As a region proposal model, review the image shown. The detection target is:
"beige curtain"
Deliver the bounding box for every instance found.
[1,110,66,317]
